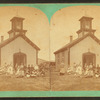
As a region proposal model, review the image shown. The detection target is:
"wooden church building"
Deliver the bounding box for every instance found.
[0,16,40,68]
[54,16,100,71]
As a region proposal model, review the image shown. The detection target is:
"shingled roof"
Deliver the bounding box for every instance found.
[54,33,100,54]
[0,34,40,50]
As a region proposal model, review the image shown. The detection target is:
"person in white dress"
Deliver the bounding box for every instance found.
[15,65,20,76]
[34,64,39,76]
[84,64,89,76]
[60,62,65,75]
[88,63,93,77]
[20,63,24,77]
[34,64,39,70]
[76,63,82,75]
[7,63,13,75]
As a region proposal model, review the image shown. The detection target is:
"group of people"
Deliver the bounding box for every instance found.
[0,62,46,78]
[71,62,100,78]
[0,63,13,75]
[59,62,83,76]
[84,63,100,78]
[14,64,39,78]
[59,62,100,78]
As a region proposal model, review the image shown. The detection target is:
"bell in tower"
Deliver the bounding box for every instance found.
[8,17,27,38]
[76,16,96,38]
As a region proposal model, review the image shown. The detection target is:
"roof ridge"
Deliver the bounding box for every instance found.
[0,34,40,50]
[54,33,100,54]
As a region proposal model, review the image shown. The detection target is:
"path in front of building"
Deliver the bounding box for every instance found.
[0,71,50,91]
[51,70,100,91]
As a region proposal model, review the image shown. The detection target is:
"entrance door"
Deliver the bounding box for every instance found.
[13,52,27,71]
[82,52,96,69]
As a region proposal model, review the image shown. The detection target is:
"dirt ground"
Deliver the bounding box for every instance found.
[0,74,50,91]
[51,71,100,91]
[1,69,100,91]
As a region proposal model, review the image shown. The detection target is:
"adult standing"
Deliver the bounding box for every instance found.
[76,62,82,75]
[60,62,65,75]
[88,63,93,77]
[34,64,39,76]
[7,63,13,75]
[20,63,24,77]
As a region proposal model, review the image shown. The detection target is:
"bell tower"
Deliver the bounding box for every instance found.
[76,16,96,38]
[8,17,27,38]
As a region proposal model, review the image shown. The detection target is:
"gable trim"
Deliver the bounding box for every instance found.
[54,34,100,54]
[0,34,40,51]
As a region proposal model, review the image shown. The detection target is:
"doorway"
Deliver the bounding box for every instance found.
[82,52,96,69]
[13,52,27,71]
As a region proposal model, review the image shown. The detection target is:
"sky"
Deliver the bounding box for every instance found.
[1,6,100,61]
[50,5,100,60]
[0,6,50,61]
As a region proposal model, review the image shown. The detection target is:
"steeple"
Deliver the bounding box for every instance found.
[76,16,96,38]
[8,16,27,38]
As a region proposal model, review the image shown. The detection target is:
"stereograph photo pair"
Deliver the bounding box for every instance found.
[0,3,100,97]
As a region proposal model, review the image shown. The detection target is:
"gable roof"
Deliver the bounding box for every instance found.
[10,17,25,21]
[79,16,93,21]
[54,33,100,54]
[0,34,40,50]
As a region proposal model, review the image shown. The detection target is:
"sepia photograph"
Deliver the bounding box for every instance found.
[0,4,100,97]
[50,5,100,91]
[0,6,50,91]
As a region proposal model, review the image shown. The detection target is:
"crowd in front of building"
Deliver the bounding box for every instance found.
[59,61,100,78]
[0,62,46,78]
[54,16,100,78]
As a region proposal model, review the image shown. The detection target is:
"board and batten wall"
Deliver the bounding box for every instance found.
[55,49,69,71]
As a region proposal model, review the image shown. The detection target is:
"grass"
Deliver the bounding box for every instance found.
[51,71,100,91]
[0,72,50,91]
[1,69,100,91]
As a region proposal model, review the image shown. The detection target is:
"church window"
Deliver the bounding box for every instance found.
[68,50,70,65]
[57,53,60,64]
[62,51,65,63]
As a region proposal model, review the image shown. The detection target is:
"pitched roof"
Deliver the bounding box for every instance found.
[0,34,40,50]
[10,17,24,21]
[79,16,93,21]
[54,33,100,54]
